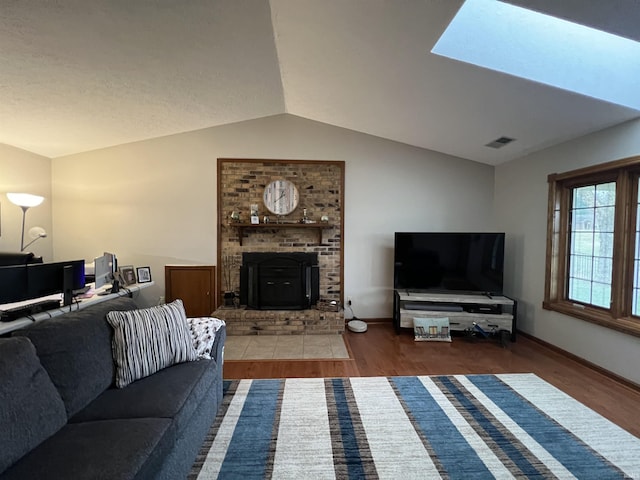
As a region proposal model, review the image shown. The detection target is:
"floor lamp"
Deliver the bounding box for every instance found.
[7,193,46,252]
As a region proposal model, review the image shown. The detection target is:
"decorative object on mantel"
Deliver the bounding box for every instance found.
[299,208,309,224]
[7,192,47,251]
[229,211,240,224]
[222,254,240,307]
[250,204,259,225]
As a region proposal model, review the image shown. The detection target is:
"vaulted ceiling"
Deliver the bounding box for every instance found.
[1,0,639,165]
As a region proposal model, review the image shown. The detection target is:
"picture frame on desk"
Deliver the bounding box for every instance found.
[119,265,137,286]
[136,266,152,283]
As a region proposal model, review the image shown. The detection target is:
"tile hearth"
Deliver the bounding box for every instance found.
[224,334,349,360]
[213,307,345,335]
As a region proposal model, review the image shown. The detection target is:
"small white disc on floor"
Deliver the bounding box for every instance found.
[347,319,367,333]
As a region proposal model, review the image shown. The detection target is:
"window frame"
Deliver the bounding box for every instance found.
[544,155,640,337]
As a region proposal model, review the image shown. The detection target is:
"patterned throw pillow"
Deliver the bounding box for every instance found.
[106,299,197,388]
[187,317,226,359]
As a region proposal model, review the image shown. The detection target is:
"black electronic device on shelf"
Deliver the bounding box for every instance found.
[0,299,62,322]
[27,260,85,300]
[393,232,505,296]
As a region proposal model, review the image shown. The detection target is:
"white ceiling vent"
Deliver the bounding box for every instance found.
[485,136,515,149]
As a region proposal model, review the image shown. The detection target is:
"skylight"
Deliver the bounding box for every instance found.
[432,0,640,111]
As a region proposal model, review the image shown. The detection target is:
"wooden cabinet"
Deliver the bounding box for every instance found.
[165,265,217,317]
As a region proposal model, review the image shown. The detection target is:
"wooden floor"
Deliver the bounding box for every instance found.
[224,322,640,438]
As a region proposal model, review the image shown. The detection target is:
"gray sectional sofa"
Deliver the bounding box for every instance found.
[0,296,226,479]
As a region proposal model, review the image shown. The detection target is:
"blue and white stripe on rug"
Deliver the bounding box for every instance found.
[454,375,575,479]
[189,374,640,480]
[412,375,511,478]
[350,376,439,479]
[272,378,335,479]
[497,373,640,479]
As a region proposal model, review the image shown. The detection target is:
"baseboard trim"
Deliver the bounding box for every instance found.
[518,330,640,393]
[344,317,391,325]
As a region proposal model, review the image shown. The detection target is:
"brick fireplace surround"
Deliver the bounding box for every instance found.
[215,159,345,335]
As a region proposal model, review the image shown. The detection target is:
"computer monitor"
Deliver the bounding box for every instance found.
[26,260,85,300]
[0,252,43,267]
[0,260,85,306]
[0,265,29,304]
[70,260,86,293]
[94,254,111,289]
[104,252,117,278]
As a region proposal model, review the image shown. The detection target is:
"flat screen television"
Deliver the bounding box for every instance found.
[394,232,505,295]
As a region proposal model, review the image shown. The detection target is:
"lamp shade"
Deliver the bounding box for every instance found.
[28,226,47,239]
[7,193,44,208]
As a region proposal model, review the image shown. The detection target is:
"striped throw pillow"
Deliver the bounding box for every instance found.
[106,299,197,388]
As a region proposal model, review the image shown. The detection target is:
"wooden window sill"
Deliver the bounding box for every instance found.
[543,300,640,338]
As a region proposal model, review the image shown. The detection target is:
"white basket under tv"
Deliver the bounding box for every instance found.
[413,317,451,342]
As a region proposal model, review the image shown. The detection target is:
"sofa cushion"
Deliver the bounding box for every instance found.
[154,380,220,480]
[70,359,216,427]
[12,297,138,417]
[106,299,197,388]
[0,418,171,480]
[0,337,67,475]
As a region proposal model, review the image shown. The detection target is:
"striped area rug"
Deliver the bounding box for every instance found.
[189,374,640,479]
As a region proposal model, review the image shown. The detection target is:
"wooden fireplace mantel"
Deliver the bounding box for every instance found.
[228,222,334,246]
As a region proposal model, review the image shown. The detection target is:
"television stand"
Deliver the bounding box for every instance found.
[393,290,517,342]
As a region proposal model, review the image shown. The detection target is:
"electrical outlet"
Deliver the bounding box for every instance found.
[158,295,165,305]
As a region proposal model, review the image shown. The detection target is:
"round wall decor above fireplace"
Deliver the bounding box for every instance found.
[263,179,300,215]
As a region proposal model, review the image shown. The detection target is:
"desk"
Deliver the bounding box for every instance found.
[0,282,154,336]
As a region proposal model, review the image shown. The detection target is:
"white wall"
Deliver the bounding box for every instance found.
[495,118,640,384]
[52,114,496,313]
[0,144,53,260]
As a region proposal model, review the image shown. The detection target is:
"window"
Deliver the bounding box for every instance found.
[544,156,640,337]
[567,182,615,309]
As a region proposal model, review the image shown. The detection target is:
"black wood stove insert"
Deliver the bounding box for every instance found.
[240,252,319,310]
